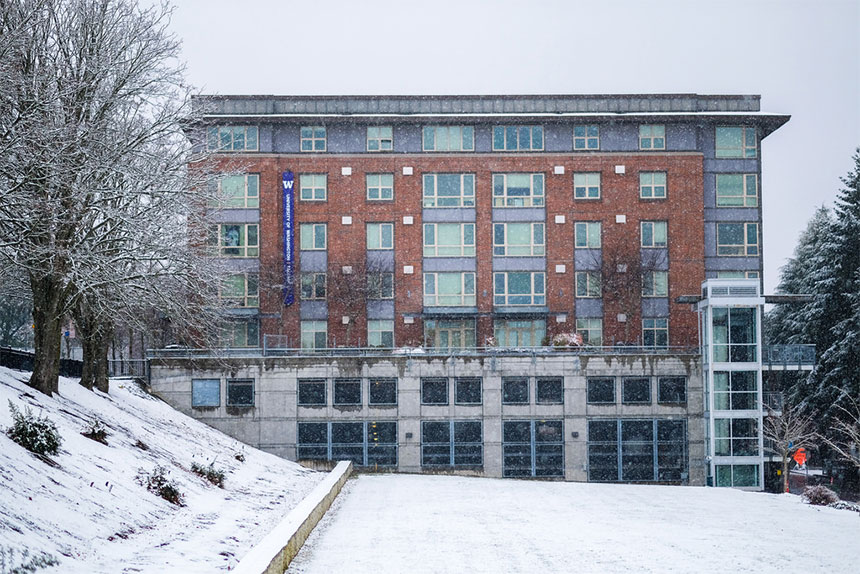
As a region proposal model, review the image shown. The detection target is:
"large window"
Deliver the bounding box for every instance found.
[334,379,361,406]
[423,174,475,208]
[503,420,563,477]
[423,126,474,151]
[301,320,327,349]
[714,371,758,410]
[366,126,393,151]
[218,174,259,208]
[214,224,259,257]
[622,378,651,404]
[642,271,669,297]
[300,174,327,201]
[502,377,529,404]
[424,319,475,349]
[367,272,394,299]
[716,174,758,207]
[455,378,482,405]
[536,378,563,404]
[207,125,258,152]
[424,272,476,306]
[641,221,667,248]
[712,307,757,362]
[714,418,758,456]
[643,318,668,347]
[220,273,259,307]
[640,172,666,199]
[424,223,475,257]
[367,320,394,348]
[716,223,759,256]
[587,377,615,404]
[493,223,545,256]
[575,271,601,298]
[367,223,394,250]
[369,378,397,405]
[421,378,448,405]
[300,126,326,152]
[715,464,759,487]
[574,221,601,248]
[422,421,482,467]
[492,125,543,151]
[588,419,687,482]
[573,125,599,150]
[221,319,259,347]
[494,319,546,347]
[574,173,601,199]
[192,379,220,407]
[493,272,545,306]
[301,272,326,300]
[298,379,326,406]
[639,125,665,150]
[716,271,760,279]
[366,174,394,201]
[715,127,757,158]
[226,379,254,407]
[576,318,602,345]
[298,421,397,467]
[300,223,326,250]
[658,377,686,404]
[492,173,545,207]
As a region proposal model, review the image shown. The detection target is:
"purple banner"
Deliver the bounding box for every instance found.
[282,171,295,306]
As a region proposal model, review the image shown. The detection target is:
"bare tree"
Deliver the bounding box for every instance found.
[818,397,860,472]
[764,403,818,493]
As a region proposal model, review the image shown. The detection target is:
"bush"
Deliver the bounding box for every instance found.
[191,461,225,488]
[5,401,62,456]
[137,466,185,506]
[0,545,59,573]
[81,419,109,445]
[802,485,839,506]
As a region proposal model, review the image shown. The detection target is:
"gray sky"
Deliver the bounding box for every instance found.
[169,0,860,292]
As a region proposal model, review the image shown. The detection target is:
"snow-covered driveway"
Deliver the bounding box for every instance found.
[288,474,859,573]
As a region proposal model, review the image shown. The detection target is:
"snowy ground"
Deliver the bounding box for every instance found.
[288,474,860,574]
[0,366,323,573]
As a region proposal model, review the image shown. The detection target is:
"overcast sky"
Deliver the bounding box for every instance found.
[168,0,860,293]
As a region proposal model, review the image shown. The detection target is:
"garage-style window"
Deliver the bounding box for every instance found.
[192,379,220,407]
[226,379,254,407]
[421,378,448,405]
[334,379,361,406]
[298,379,326,406]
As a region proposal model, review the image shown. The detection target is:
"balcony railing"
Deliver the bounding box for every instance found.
[763,345,816,369]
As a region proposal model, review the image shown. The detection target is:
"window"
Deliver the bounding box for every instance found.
[424,272,476,306]
[716,223,759,256]
[493,272,545,306]
[493,223,545,256]
[226,379,254,407]
[220,273,259,307]
[714,418,758,456]
[716,174,758,207]
[503,420,563,477]
[455,378,482,405]
[715,127,756,158]
[640,172,667,199]
[424,319,475,349]
[301,320,327,349]
[574,221,601,248]
[207,125,258,152]
[214,224,259,257]
[642,271,669,297]
[297,422,328,459]
[366,174,394,200]
[574,125,599,150]
[715,464,759,487]
[300,126,326,152]
[423,174,475,208]
[639,125,665,150]
[423,126,474,151]
[587,378,615,404]
[492,173,545,207]
[716,271,760,279]
[714,371,758,410]
[502,377,529,404]
[574,173,601,199]
[494,319,546,347]
[367,223,394,250]
[366,126,393,151]
[369,378,397,405]
[712,307,758,362]
[298,421,397,467]
[333,379,361,406]
[299,174,327,201]
[421,378,448,405]
[300,223,326,250]
[424,223,475,257]
[658,377,686,404]
[367,272,394,299]
[367,320,394,347]
[622,378,651,404]
[492,125,543,151]
[301,273,326,300]
[191,379,220,407]
[422,420,483,467]
[536,378,563,404]
[218,174,259,208]
[575,271,601,298]
[588,419,687,482]
[298,379,326,406]
[221,319,259,347]
[643,318,668,347]
[641,221,667,248]
[576,318,602,345]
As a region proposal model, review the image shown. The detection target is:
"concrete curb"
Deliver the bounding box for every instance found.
[232,460,353,574]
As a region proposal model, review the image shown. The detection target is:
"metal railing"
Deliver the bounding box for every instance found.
[763,345,816,368]
[108,359,148,379]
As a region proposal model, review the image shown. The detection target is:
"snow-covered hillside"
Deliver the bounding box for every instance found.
[0,367,323,573]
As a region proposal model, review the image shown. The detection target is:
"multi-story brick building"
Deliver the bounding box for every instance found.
[148,94,807,488]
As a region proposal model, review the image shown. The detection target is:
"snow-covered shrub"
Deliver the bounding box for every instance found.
[137,466,185,506]
[5,401,62,456]
[802,485,839,506]
[81,419,109,445]
[549,333,583,347]
[191,461,225,488]
[0,545,59,573]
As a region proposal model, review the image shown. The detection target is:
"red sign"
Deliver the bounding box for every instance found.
[793,448,807,466]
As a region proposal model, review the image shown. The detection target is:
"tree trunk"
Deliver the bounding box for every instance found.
[782,454,790,493]
[29,275,65,396]
[75,299,112,393]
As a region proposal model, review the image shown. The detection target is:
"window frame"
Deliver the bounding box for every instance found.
[492,173,545,207]
[502,377,530,405]
[536,377,564,405]
[367,222,394,250]
[421,378,449,405]
[574,221,602,248]
[300,272,327,300]
[221,319,259,348]
[715,126,757,158]
[366,126,393,152]
[300,223,327,250]
[573,125,600,150]
[716,222,759,256]
[369,378,397,405]
[640,221,668,248]
[366,173,394,201]
[575,271,602,298]
[424,319,476,349]
[574,172,601,200]
[424,272,477,307]
[367,272,394,300]
[455,378,483,405]
[493,271,546,306]
[300,126,327,152]
[622,377,652,404]
[217,173,260,208]
[297,379,327,406]
[423,223,476,257]
[492,125,544,151]
[300,320,327,349]
[422,125,475,151]
[299,173,327,201]
[639,124,666,150]
[367,319,394,348]
[215,223,259,257]
[421,420,483,467]
[576,318,603,346]
[643,318,669,348]
[422,173,476,208]
[716,174,758,207]
[207,125,259,152]
[639,171,667,199]
[220,273,259,307]
[587,377,615,404]
[191,379,220,407]
[642,270,669,297]
[493,319,546,347]
[493,222,545,256]
[333,378,362,406]
[226,379,254,407]
[657,377,687,404]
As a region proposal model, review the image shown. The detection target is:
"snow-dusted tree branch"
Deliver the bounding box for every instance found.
[818,397,860,472]
[763,403,818,493]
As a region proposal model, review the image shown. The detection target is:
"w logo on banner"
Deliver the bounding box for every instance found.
[283,178,294,190]
[282,171,295,306]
